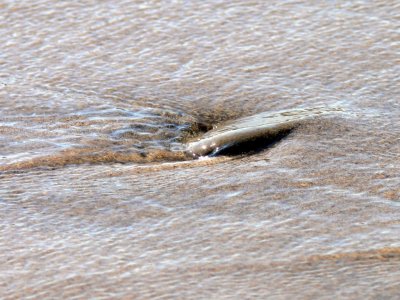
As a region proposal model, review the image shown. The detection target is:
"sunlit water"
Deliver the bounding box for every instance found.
[1,1,399,299]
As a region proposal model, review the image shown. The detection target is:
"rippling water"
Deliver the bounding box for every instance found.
[1,0,400,298]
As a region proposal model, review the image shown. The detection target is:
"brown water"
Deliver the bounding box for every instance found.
[1,0,400,299]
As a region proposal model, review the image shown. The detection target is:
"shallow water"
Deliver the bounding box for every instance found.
[1,0,400,299]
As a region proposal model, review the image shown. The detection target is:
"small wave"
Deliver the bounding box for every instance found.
[0,106,345,172]
[186,106,344,157]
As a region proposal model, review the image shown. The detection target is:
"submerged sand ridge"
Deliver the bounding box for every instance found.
[0,106,196,171]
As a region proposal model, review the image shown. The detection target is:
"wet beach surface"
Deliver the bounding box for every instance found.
[1,0,400,299]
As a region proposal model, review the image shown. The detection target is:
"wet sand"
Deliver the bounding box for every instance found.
[1,0,400,299]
